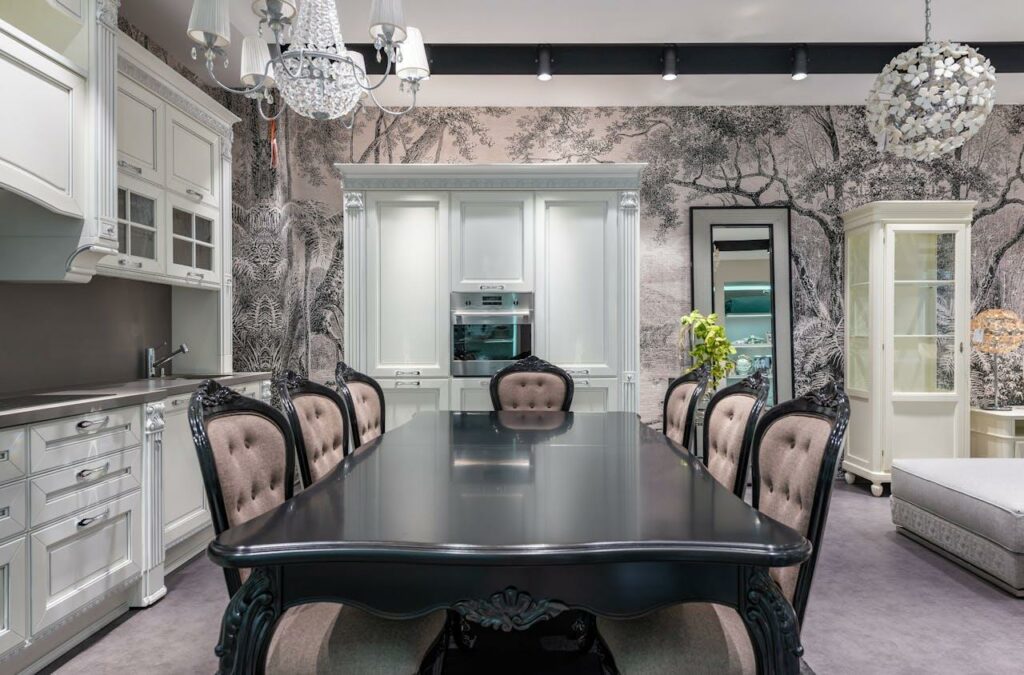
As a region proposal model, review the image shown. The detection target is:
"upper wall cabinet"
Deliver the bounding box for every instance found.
[0,23,86,218]
[166,193,219,286]
[366,192,450,377]
[117,77,164,185]
[451,192,534,292]
[535,192,619,377]
[166,108,219,207]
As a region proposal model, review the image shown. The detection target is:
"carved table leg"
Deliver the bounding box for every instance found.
[738,566,802,675]
[215,567,282,675]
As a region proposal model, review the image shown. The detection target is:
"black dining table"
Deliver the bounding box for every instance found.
[208,411,810,675]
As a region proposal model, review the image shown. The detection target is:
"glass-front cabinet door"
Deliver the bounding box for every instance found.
[108,175,163,274]
[166,192,218,285]
[884,223,967,465]
[845,227,871,393]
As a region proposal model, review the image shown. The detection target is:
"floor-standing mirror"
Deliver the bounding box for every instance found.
[691,207,794,405]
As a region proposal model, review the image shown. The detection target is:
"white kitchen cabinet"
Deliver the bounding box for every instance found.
[0,536,27,658]
[0,22,86,218]
[842,201,973,496]
[0,481,27,541]
[569,377,620,413]
[29,447,142,528]
[30,490,142,633]
[379,378,450,430]
[0,427,27,484]
[166,192,219,287]
[366,192,450,378]
[161,392,210,550]
[29,405,141,474]
[165,107,219,207]
[116,76,164,185]
[450,377,494,411]
[451,192,534,292]
[98,175,164,275]
[535,192,619,377]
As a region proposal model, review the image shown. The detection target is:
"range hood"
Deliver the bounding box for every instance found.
[0,18,118,282]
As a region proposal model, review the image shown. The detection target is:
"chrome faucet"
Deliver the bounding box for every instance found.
[146,343,189,378]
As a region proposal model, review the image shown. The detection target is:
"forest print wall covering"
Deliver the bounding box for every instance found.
[119,19,1024,423]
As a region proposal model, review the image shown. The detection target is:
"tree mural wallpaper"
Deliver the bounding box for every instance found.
[121,22,1024,423]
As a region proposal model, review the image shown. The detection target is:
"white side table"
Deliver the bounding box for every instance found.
[970,407,1024,458]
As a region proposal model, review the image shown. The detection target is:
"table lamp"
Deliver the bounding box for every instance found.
[971,308,1024,410]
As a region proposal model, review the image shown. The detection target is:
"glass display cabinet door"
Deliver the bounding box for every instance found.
[885,224,966,464]
[846,227,871,393]
[111,176,163,274]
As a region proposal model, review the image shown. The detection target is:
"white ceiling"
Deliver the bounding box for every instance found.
[119,0,1024,105]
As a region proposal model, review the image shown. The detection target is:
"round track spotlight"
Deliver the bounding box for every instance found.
[792,44,808,81]
[662,45,678,81]
[537,44,552,81]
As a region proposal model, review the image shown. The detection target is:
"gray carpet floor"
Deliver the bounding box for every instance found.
[46,482,1024,674]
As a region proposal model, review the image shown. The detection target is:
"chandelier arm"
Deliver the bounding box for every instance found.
[365,83,418,117]
[205,58,273,96]
[257,95,287,122]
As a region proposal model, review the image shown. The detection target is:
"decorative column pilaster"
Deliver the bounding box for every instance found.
[133,400,167,607]
[343,191,366,370]
[219,129,235,373]
[618,191,640,414]
[92,0,120,245]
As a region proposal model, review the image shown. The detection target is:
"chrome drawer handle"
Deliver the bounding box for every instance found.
[186,271,205,280]
[76,416,110,430]
[395,381,421,387]
[77,510,109,529]
[479,284,505,290]
[118,160,143,174]
[574,378,591,386]
[185,188,203,200]
[77,462,110,481]
[0,450,7,462]
[0,507,8,519]
[394,370,420,376]
[567,369,590,376]
[118,258,143,269]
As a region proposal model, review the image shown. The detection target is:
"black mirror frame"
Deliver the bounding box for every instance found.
[701,369,771,497]
[750,380,851,626]
[488,355,575,412]
[188,379,297,597]
[662,364,710,450]
[276,370,351,488]
[335,361,386,451]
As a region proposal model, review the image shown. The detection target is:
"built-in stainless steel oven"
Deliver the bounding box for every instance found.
[452,292,533,377]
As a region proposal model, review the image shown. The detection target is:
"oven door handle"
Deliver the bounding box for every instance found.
[452,310,532,325]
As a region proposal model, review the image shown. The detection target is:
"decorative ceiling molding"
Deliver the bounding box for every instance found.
[334,163,646,191]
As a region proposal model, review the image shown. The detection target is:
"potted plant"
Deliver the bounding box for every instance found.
[679,310,736,393]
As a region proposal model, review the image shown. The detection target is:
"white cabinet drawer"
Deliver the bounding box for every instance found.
[0,427,27,484]
[30,491,142,634]
[0,481,27,541]
[0,536,27,658]
[29,447,142,528]
[29,406,142,474]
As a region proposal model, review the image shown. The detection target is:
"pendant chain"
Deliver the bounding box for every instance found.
[924,0,932,43]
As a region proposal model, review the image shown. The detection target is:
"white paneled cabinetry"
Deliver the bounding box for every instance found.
[842,201,973,496]
[342,164,642,421]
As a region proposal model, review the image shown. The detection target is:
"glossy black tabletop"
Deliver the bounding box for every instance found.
[209,412,810,568]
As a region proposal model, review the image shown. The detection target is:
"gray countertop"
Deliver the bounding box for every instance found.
[0,372,272,428]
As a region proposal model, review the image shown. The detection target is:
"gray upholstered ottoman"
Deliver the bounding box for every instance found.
[891,458,1024,597]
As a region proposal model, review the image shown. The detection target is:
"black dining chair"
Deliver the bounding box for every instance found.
[596,381,850,674]
[662,365,709,450]
[189,379,445,673]
[489,355,574,411]
[701,370,771,498]
[335,361,386,451]
[276,370,349,488]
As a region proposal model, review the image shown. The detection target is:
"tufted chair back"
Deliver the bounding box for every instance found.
[751,381,850,625]
[701,371,770,496]
[490,355,574,411]
[662,366,709,449]
[188,379,296,596]
[335,362,386,450]
[276,371,349,487]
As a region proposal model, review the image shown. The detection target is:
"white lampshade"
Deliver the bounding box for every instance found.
[251,1,296,22]
[369,0,407,44]
[346,49,368,86]
[240,36,275,87]
[187,0,231,48]
[397,27,429,82]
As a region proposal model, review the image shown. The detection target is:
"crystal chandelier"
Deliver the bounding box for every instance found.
[187,0,429,126]
[866,0,996,161]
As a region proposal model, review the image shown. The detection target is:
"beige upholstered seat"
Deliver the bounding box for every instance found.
[336,362,386,450]
[490,355,574,411]
[662,368,708,450]
[599,383,850,674]
[189,380,443,674]
[704,393,757,491]
[292,392,347,482]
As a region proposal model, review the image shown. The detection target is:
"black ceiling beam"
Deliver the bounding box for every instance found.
[344,42,1024,76]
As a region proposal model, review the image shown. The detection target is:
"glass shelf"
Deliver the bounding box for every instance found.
[726,312,772,318]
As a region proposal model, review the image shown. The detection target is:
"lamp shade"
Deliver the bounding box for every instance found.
[187,0,231,48]
[345,49,368,87]
[240,36,275,87]
[369,0,407,44]
[971,308,1024,355]
[251,1,296,21]
[397,27,429,82]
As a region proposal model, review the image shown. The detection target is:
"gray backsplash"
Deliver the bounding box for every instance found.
[0,276,171,396]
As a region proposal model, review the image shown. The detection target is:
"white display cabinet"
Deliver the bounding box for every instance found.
[842,201,973,496]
